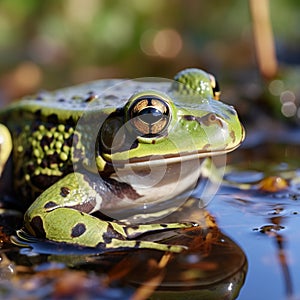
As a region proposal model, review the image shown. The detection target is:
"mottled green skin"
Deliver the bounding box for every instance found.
[0,69,244,252]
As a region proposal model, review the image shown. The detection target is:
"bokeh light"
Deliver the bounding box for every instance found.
[281,101,297,117]
[140,28,182,58]
[268,80,284,96]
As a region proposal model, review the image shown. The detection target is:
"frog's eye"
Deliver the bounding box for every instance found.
[127,96,171,136]
[209,74,221,100]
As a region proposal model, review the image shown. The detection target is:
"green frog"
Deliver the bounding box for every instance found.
[0,68,244,253]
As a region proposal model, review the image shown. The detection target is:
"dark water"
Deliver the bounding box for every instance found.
[211,191,300,300]
[214,143,300,300]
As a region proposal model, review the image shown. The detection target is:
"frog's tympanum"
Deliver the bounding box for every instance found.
[0,68,244,253]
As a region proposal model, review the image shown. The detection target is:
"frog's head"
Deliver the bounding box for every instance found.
[70,68,244,219]
[95,69,244,174]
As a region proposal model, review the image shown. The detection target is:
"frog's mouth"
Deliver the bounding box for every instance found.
[102,142,241,170]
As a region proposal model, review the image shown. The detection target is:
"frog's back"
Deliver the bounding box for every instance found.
[1,79,170,124]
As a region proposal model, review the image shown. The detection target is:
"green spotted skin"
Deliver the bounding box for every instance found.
[0,105,84,206]
[0,68,244,252]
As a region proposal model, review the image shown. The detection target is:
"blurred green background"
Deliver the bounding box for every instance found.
[0,0,299,113]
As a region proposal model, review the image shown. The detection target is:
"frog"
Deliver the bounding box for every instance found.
[0,68,244,253]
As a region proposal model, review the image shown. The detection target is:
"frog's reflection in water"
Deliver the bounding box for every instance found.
[126,207,248,300]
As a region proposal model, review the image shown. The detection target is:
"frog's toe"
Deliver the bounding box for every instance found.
[108,239,187,253]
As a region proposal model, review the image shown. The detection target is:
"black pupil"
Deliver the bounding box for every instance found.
[138,107,164,124]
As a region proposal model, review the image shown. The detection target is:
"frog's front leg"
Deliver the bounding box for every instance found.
[24,172,196,252]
